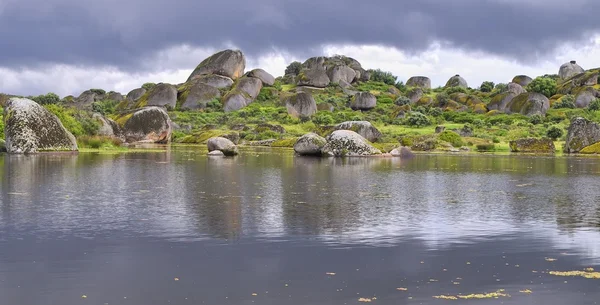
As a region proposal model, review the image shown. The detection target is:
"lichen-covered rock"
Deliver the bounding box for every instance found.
[93,113,120,137]
[506,92,550,116]
[126,88,147,101]
[512,75,533,87]
[317,103,334,112]
[180,81,221,110]
[74,90,105,109]
[416,96,434,107]
[296,55,367,87]
[297,69,330,87]
[294,133,327,156]
[285,92,317,118]
[564,117,600,153]
[334,121,382,142]
[445,74,468,88]
[187,49,246,81]
[350,92,376,110]
[487,82,527,112]
[559,60,584,80]
[390,146,414,158]
[509,138,555,153]
[406,76,431,89]
[3,98,78,153]
[143,83,178,108]
[207,137,238,156]
[120,107,172,143]
[575,87,600,108]
[322,130,381,156]
[407,88,424,104]
[327,65,356,84]
[246,69,275,86]
[107,91,124,102]
[557,69,599,94]
[222,77,263,112]
[192,74,234,88]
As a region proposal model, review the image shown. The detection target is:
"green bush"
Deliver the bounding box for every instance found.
[89,89,106,95]
[285,61,302,76]
[377,96,394,104]
[368,69,397,85]
[92,99,120,115]
[480,81,495,92]
[472,119,485,128]
[394,81,406,92]
[527,77,557,98]
[0,108,4,138]
[77,136,122,149]
[31,93,60,105]
[529,114,544,125]
[428,107,443,117]
[444,86,467,95]
[438,130,464,147]
[394,96,411,106]
[312,112,335,125]
[552,95,575,109]
[405,111,431,127]
[546,126,564,140]
[588,98,600,111]
[141,83,156,91]
[44,104,100,137]
[476,144,495,152]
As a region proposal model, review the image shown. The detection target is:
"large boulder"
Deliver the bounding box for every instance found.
[407,88,424,104]
[350,92,377,110]
[557,69,599,94]
[246,69,275,86]
[126,88,146,101]
[144,83,178,108]
[327,65,356,84]
[107,91,124,102]
[322,130,381,156]
[285,92,317,118]
[180,81,221,110]
[334,121,382,142]
[192,74,234,88]
[297,69,330,87]
[120,107,172,143]
[187,49,246,81]
[575,87,600,108]
[3,98,78,153]
[293,133,327,156]
[74,90,105,109]
[506,92,550,116]
[222,77,263,112]
[296,55,367,87]
[406,76,431,89]
[445,75,468,88]
[207,137,238,156]
[512,75,533,87]
[487,82,526,111]
[509,138,555,153]
[564,117,600,153]
[93,113,120,137]
[559,60,585,80]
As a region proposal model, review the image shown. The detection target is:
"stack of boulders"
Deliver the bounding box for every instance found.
[284,55,370,88]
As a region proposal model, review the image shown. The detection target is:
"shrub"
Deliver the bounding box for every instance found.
[435,92,451,107]
[405,111,431,127]
[552,94,575,109]
[476,144,495,152]
[438,131,464,147]
[312,112,335,125]
[444,86,467,95]
[529,114,544,125]
[141,83,156,91]
[480,81,495,92]
[472,119,485,128]
[527,77,557,98]
[428,107,443,117]
[546,126,564,140]
[31,92,60,105]
[493,83,508,93]
[44,104,100,137]
[92,99,120,115]
[89,89,106,95]
[492,137,500,143]
[588,98,600,111]
[368,69,397,85]
[377,96,394,104]
[394,96,411,106]
[394,81,406,92]
[77,136,122,149]
[285,61,302,76]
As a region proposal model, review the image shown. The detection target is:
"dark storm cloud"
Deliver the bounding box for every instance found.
[1,0,599,70]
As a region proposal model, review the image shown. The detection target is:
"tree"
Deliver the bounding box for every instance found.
[142,83,156,91]
[284,61,302,76]
[547,126,564,140]
[480,81,495,92]
[31,92,60,105]
[368,69,397,85]
[527,77,557,98]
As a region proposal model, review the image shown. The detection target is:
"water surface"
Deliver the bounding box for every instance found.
[1,149,599,304]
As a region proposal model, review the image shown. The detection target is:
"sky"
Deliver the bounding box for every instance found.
[1,0,600,97]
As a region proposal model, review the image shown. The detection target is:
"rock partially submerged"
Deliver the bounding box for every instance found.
[509,138,555,153]
[207,137,238,156]
[294,133,327,156]
[120,107,172,143]
[390,146,414,158]
[334,121,382,142]
[3,98,78,153]
[322,130,381,156]
[564,117,600,153]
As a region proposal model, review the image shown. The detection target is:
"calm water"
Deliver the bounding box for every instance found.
[1,148,600,305]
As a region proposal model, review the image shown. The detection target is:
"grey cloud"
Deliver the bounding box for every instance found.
[1,0,599,71]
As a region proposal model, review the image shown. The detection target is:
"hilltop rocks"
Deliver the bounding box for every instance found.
[297,69,330,87]
[192,74,234,88]
[406,76,431,89]
[74,90,106,109]
[559,60,584,80]
[144,83,178,108]
[564,117,600,153]
[445,75,468,88]
[487,82,526,112]
[120,107,172,143]
[350,92,376,110]
[557,69,599,94]
[207,137,238,156]
[188,49,246,81]
[246,69,275,86]
[322,130,381,156]
[222,77,263,112]
[407,88,424,104]
[294,133,327,156]
[334,121,382,142]
[575,87,600,108]
[506,92,549,116]
[294,55,367,88]
[327,65,356,84]
[512,75,533,87]
[126,88,146,101]
[180,81,221,110]
[285,92,317,118]
[509,138,555,153]
[107,91,124,102]
[3,98,78,153]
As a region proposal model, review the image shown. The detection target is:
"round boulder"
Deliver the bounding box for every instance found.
[487,82,526,112]
[445,75,468,88]
[334,121,382,142]
[246,69,275,86]
[3,98,78,153]
[93,113,120,137]
[285,92,317,118]
[350,92,377,110]
[512,75,533,87]
[146,83,178,108]
[322,130,381,156]
[293,133,327,156]
[390,146,414,158]
[187,49,246,81]
[559,60,584,80]
[180,81,221,110]
[297,69,331,88]
[575,87,600,108]
[506,92,550,116]
[207,137,238,156]
[222,77,263,112]
[120,107,172,143]
[192,74,234,88]
[406,76,431,89]
[327,65,357,84]
[126,88,147,101]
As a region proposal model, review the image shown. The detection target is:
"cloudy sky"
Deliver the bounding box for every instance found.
[1,0,600,97]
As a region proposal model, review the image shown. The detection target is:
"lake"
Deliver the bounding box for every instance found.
[1,148,599,305]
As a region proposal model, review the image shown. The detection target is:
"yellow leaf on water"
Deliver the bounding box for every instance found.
[252,293,258,296]
[81,295,87,299]
[433,295,458,300]
[549,270,600,279]
[358,297,372,302]
[545,258,557,262]
[585,268,595,272]
[174,277,180,281]
[396,288,408,291]
[520,289,532,294]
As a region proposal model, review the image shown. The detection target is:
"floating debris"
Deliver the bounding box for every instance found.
[433,295,458,300]
[433,290,510,300]
[585,268,595,272]
[520,289,532,294]
[174,277,180,281]
[358,297,372,302]
[429,279,439,282]
[545,258,557,262]
[81,295,87,299]
[453,282,461,285]
[252,293,258,296]
[326,272,336,276]
[396,288,408,291]
[549,270,600,279]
